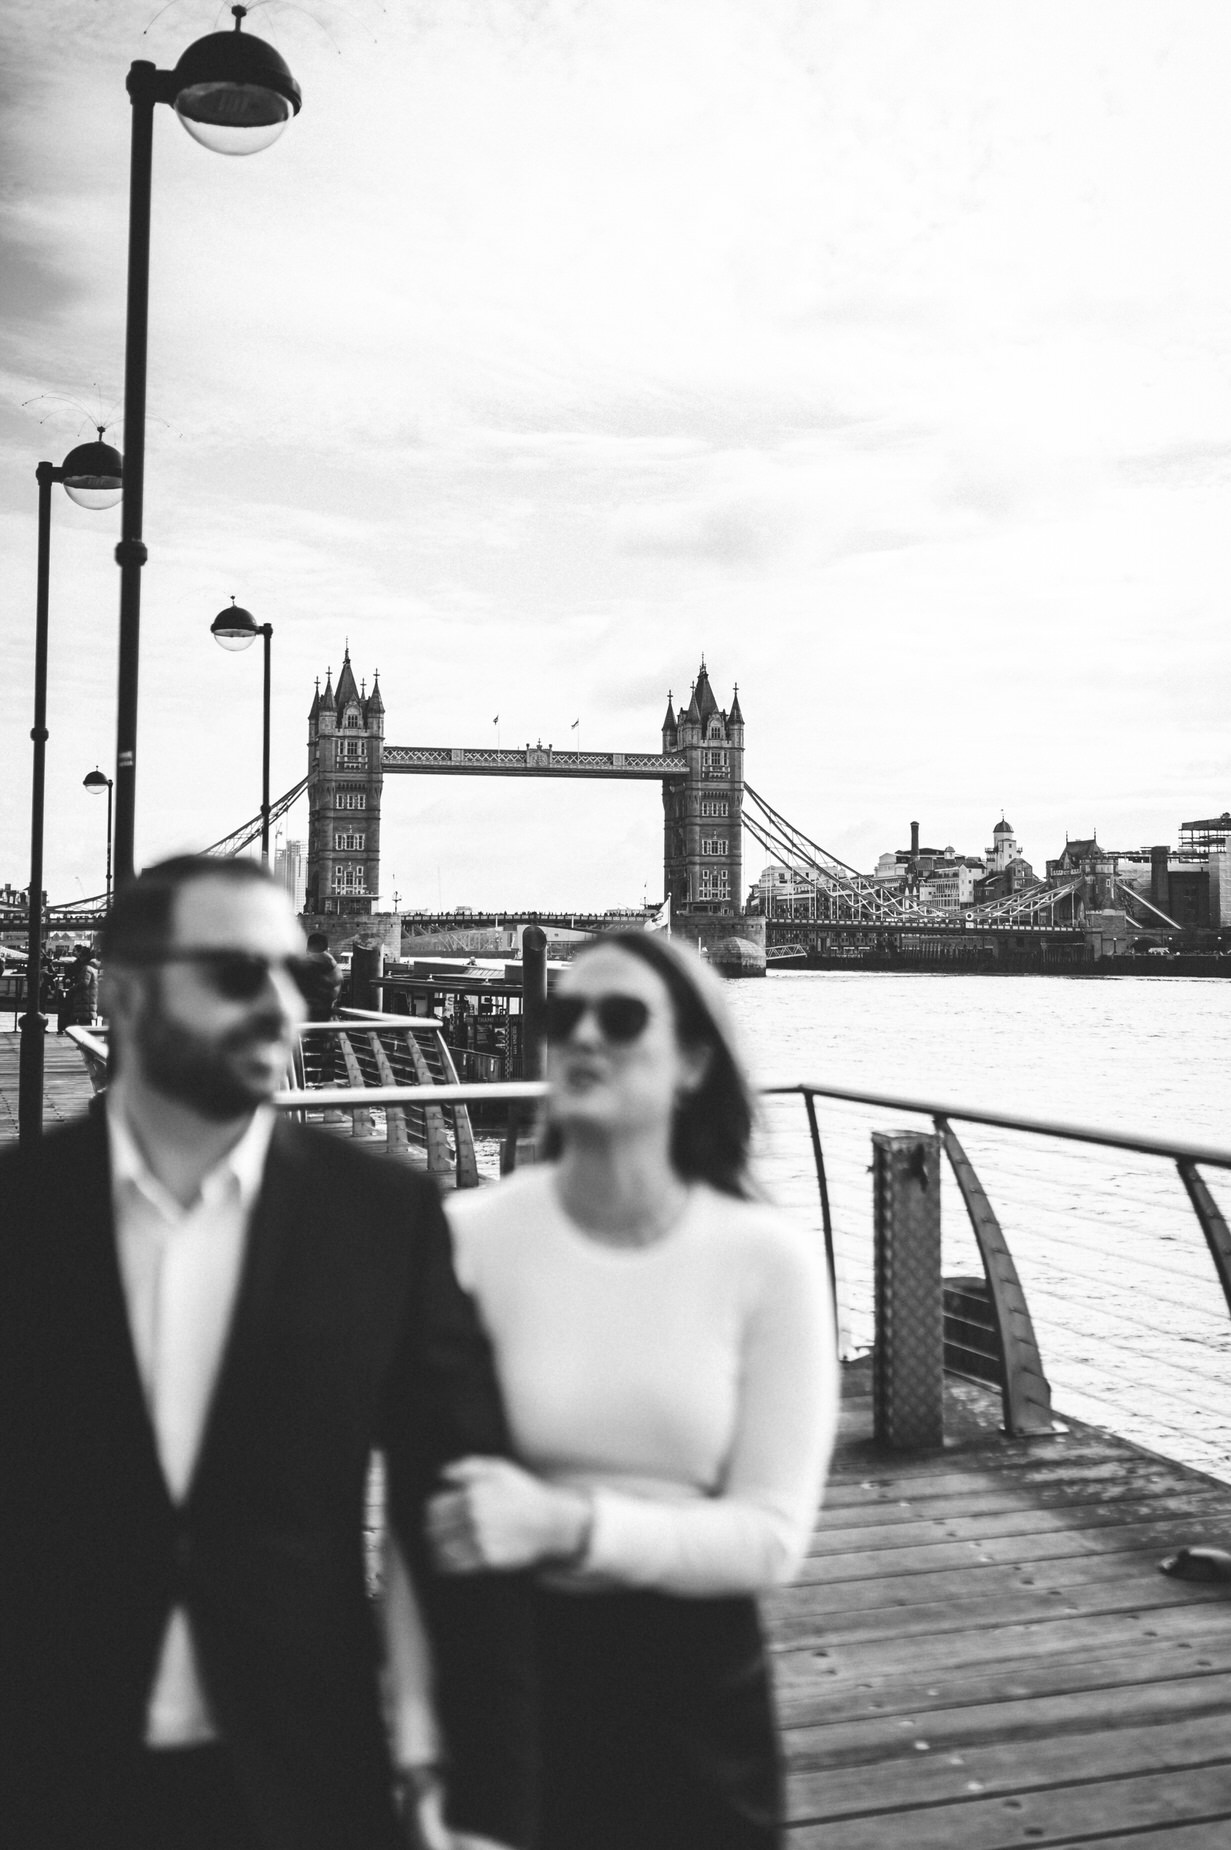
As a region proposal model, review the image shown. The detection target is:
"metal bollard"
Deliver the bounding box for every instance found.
[502,926,547,1174]
[521,926,548,1081]
[872,1131,944,1451]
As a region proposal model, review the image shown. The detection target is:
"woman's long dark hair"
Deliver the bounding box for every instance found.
[544,930,757,1199]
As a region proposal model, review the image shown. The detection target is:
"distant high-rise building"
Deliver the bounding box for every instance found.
[275,838,306,911]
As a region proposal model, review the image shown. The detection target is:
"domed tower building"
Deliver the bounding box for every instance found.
[986,816,1018,875]
[661,661,744,914]
[305,649,384,915]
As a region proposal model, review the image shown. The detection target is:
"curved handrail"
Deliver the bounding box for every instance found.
[935,1116,1053,1435]
[759,1077,1231,1171]
[1176,1161,1231,1318]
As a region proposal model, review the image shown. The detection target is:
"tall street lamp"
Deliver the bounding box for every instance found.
[211,599,273,866]
[20,436,124,1150]
[113,5,301,886]
[83,769,115,905]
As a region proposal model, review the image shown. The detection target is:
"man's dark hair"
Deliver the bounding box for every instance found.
[99,855,279,965]
[306,931,331,953]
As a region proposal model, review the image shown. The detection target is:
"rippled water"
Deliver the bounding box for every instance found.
[724,972,1231,1482]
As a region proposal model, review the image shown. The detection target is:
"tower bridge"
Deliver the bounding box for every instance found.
[30,650,1192,954]
[303,651,743,921]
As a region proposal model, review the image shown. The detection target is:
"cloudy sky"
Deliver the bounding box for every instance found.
[4,0,1231,912]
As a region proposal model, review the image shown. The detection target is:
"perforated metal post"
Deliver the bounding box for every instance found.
[873,1131,944,1451]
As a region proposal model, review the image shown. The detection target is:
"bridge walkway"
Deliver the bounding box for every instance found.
[781,1364,1231,1846]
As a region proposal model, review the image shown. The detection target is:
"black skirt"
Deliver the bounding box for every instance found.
[534,1587,783,1850]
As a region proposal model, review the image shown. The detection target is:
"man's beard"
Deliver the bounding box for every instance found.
[134,997,290,1120]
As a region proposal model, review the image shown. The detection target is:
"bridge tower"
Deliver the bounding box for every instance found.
[662,661,744,914]
[305,649,384,915]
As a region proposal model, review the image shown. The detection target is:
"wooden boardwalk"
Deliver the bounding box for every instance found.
[0,1028,96,1142]
[7,1029,1231,1842]
[777,1366,1231,1847]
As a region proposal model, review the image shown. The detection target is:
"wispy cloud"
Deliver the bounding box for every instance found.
[4,2,1231,902]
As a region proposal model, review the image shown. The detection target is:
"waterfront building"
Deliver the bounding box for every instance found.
[984,816,1018,873]
[972,856,1035,905]
[872,820,986,911]
[1179,812,1231,854]
[1052,831,1227,931]
[305,651,383,916]
[661,663,744,915]
[917,859,983,911]
[973,819,1035,905]
[751,863,815,910]
[1046,836,1114,885]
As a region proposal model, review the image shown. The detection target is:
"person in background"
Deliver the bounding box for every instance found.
[386,930,839,1850]
[302,930,343,1022]
[57,940,99,1033]
[0,856,533,1850]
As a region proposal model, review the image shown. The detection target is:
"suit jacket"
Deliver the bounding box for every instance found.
[0,1111,534,1850]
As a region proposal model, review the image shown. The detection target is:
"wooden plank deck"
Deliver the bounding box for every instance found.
[777,1365,1231,1846]
[0,1027,96,1142]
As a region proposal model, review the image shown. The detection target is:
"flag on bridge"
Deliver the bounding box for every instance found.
[645,896,671,935]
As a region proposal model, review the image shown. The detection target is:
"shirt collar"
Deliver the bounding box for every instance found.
[107,1077,275,1220]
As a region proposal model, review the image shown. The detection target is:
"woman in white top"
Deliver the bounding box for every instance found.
[410,932,839,1849]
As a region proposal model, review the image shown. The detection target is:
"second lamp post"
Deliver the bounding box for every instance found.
[83,769,114,904]
[211,600,273,866]
[19,435,123,1150]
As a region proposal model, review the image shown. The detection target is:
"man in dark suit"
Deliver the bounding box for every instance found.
[0,857,532,1850]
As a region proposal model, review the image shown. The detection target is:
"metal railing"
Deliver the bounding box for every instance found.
[63,1024,1231,1479]
[274,1066,1231,1472]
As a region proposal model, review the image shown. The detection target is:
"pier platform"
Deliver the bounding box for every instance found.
[779,1366,1231,1846]
[0,1028,95,1142]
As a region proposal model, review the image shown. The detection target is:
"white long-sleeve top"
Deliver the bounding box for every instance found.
[383,1165,838,1768]
[448,1165,839,1595]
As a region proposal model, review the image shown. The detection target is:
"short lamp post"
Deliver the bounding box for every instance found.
[83,769,115,906]
[19,438,124,1151]
[113,5,301,886]
[211,600,273,866]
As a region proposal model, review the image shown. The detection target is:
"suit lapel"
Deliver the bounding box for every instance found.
[188,1121,308,1500]
[73,1112,173,1517]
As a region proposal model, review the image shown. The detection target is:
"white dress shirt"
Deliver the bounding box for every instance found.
[108,1085,273,1747]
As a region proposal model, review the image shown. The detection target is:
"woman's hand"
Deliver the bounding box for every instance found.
[394,1764,517,1850]
[426,1456,592,1574]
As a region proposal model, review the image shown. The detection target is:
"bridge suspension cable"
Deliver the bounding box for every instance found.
[741,785,1121,932]
[202,777,309,859]
[742,784,950,925]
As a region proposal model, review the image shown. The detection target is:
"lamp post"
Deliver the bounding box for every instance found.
[210,600,273,867]
[19,437,124,1150]
[113,5,301,886]
[83,770,114,905]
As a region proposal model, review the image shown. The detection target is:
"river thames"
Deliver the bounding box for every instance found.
[725,972,1231,1485]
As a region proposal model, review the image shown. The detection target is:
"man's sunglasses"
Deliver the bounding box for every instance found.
[544,992,651,1046]
[125,949,318,1003]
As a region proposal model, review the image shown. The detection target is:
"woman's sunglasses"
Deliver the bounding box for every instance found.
[125,948,318,1003]
[544,992,651,1046]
